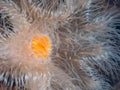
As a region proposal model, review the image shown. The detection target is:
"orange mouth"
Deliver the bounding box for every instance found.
[31,35,51,59]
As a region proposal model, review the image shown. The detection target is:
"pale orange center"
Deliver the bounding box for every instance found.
[31,35,51,59]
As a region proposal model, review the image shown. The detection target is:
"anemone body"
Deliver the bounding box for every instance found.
[0,0,120,90]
